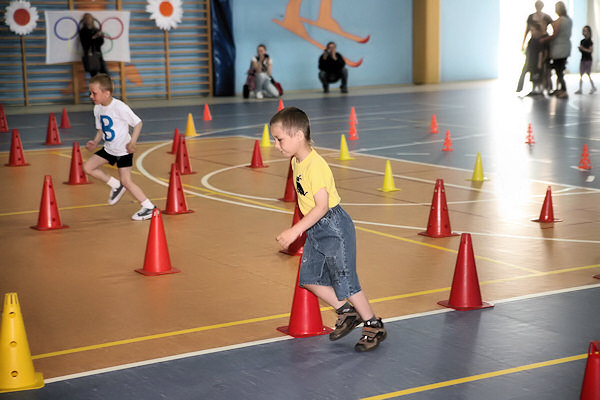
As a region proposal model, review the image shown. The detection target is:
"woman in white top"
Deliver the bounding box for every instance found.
[546,1,572,98]
[251,44,280,99]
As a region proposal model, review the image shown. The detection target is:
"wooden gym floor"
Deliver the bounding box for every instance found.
[1,79,599,399]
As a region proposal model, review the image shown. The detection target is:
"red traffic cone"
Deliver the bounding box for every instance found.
[278,159,297,202]
[531,186,562,223]
[438,233,493,311]
[164,163,194,215]
[64,142,91,185]
[175,136,196,175]
[44,113,62,145]
[349,106,358,125]
[418,179,459,238]
[578,144,592,170]
[525,123,535,144]
[348,121,359,140]
[247,140,268,168]
[203,104,212,121]
[580,341,600,399]
[31,175,69,231]
[441,130,453,151]
[278,99,284,112]
[59,108,71,129]
[0,104,9,132]
[429,114,439,134]
[135,208,181,276]
[277,257,333,338]
[167,128,180,154]
[280,203,306,256]
[5,129,29,167]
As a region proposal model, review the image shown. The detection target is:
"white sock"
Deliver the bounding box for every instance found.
[107,177,121,189]
[141,199,154,209]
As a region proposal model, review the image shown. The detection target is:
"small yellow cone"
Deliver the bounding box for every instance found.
[185,113,198,137]
[378,160,400,192]
[260,124,272,147]
[0,293,44,393]
[466,152,489,182]
[337,134,354,161]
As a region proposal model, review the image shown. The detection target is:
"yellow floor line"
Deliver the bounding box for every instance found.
[360,354,587,399]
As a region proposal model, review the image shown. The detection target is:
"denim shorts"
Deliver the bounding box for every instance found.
[299,205,362,301]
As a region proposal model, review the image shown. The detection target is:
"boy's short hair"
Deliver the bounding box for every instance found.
[270,107,311,142]
[89,73,113,94]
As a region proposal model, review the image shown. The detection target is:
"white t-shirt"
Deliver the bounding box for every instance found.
[94,98,142,156]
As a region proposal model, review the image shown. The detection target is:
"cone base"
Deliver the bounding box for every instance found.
[44,142,63,146]
[0,372,44,393]
[30,225,69,231]
[135,267,181,276]
[178,171,197,175]
[337,157,354,161]
[63,181,92,185]
[276,325,333,338]
[5,163,30,167]
[531,218,563,223]
[466,178,489,182]
[246,165,269,169]
[278,197,296,202]
[162,209,195,215]
[594,274,600,279]
[377,188,400,192]
[348,136,359,141]
[437,299,494,311]
[418,231,460,238]
[279,249,303,256]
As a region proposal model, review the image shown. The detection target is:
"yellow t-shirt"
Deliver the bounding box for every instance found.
[292,149,341,216]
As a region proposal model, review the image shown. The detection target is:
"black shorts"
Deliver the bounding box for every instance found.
[95,148,133,168]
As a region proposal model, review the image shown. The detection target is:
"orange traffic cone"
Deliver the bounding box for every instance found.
[419,179,459,238]
[64,142,91,185]
[348,121,359,140]
[164,163,194,215]
[175,136,196,175]
[531,186,562,223]
[167,128,180,154]
[580,341,600,399]
[438,233,493,311]
[135,208,181,276]
[278,159,297,202]
[0,293,44,393]
[578,144,592,170]
[44,113,62,145]
[203,104,212,121]
[59,108,71,129]
[280,203,306,256]
[429,114,439,134]
[0,104,8,132]
[525,123,535,144]
[5,129,29,167]
[349,106,358,125]
[278,99,284,112]
[247,140,268,168]
[31,175,69,231]
[441,130,453,151]
[277,257,333,338]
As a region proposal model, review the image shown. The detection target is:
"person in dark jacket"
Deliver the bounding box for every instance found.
[318,42,348,93]
[79,13,109,77]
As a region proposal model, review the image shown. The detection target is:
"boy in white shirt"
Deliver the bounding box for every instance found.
[83,73,155,220]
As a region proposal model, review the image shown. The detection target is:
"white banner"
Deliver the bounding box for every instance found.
[45,11,131,64]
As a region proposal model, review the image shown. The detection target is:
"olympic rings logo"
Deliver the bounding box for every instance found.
[53,15,124,54]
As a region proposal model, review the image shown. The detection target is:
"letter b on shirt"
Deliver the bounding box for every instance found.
[100,115,115,142]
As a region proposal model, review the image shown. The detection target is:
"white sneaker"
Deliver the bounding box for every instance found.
[591,87,597,94]
[108,184,126,205]
[132,207,154,221]
[575,90,582,95]
[256,91,264,99]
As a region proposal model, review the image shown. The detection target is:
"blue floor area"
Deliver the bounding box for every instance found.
[3,286,597,400]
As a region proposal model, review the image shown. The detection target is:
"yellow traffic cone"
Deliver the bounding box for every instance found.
[337,135,354,161]
[378,160,400,192]
[0,293,44,393]
[260,124,272,147]
[466,152,489,182]
[185,113,198,137]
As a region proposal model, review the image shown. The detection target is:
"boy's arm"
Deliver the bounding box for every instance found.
[276,187,329,250]
[126,121,143,153]
[85,129,103,152]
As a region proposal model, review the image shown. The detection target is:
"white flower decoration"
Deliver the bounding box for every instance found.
[4,0,38,35]
[146,0,183,31]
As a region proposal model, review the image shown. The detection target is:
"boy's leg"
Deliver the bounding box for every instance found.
[118,167,155,220]
[84,155,127,204]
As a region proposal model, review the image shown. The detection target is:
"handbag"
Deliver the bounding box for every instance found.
[271,77,283,96]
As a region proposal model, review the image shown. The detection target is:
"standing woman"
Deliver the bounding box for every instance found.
[251,44,280,99]
[546,1,572,99]
[79,13,109,77]
[516,1,552,93]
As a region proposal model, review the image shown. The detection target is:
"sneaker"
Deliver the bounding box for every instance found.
[323,85,329,93]
[575,90,582,95]
[355,318,386,352]
[556,90,569,99]
[329,309,363,341]
[108,184,126,205]
[132,206,154,221]
[341,86,348,94]
[256,91,264,99]
[591,87,597,94]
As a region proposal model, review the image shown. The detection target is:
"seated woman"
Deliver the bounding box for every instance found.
[250,44,280,99]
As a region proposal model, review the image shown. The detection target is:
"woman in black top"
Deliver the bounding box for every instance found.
[79,13,108,77]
